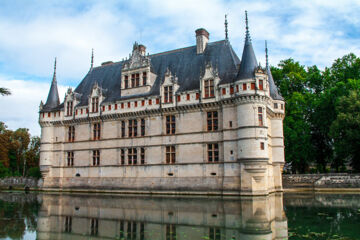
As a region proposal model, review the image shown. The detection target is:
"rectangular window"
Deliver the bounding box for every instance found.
[134,101,138,107]
[204,79,215,98]
[207,111,218,131]
[274,103,278,109]
[75,109,78,115]
[243,83,247,90]
[86,108,89,114]
[121,149,125,165]
[164,86,173,103]
[124,75,129,89]
[156,98,160,104]
[222,88,226,95]
[142,72,147,85]
[258,107,263,126]
[166,224,176,240]
[68,126,75,142]
[121,103,124,109]
[135,73,140,87]
[128,102,131,108]
[166,146,176,164]
[65,216,72,233]
[131,74,135,88]
[259,80,263,90]
[90,218,98,236]
[251,83,256,90]
[141,148,145,164]
[48,112,51,117]
[121,121,126,138]
[128,148,137,165]
[67,151,74,166]
[208,143,219,162]
[66,101,73,116]
[281,104,284,110]
[148,99,152,105]
[141,100,145,106]
[93,123,101,140]
[177,95,181,102]
[102,106,105,112]
[230,86,234,94]
[186,94,190,101]
[236,85,239,92]
[108,105,111,111]
[128,119,137,137]
[196,92,200,100]
[92,150,100,166]
[260,142,265,150]
[209,227,221,240]
[141,118,145,136]
[81,109,83,114]
[166,115,176,135]
[115,104,118,110]
[92,97,99,112]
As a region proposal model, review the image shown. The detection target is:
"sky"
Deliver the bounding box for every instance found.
[0,0,359,136]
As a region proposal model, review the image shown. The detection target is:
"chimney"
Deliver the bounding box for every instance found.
[195,28,209,54]
[139,44,146,56]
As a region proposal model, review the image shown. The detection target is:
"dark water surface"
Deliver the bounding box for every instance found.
[0,191,359,240]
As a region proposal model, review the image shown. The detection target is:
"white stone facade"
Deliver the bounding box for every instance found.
[39,26,285,196]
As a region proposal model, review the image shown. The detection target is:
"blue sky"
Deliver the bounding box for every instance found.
[0,0,360,136]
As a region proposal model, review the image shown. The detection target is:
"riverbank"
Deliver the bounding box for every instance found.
[1,174,360,193]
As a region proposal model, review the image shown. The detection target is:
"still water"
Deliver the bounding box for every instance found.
[0,192,359,240]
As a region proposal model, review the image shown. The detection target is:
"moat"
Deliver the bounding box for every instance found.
[0,192,359,240]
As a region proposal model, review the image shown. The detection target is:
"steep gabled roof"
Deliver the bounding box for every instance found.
[265,41,283,101]
[43,58,60,111]
[74,40,240,106]
[236,11,258,80]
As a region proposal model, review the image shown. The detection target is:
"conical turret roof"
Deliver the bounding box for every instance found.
[43,58,60,110]
[265,41,283,100]
[237,11,258,80]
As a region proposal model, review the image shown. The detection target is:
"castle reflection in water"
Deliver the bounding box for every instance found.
[37,193,288,240]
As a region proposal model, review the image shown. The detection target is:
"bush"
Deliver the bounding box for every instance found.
[27,167,42,179]
[0,162,10,178]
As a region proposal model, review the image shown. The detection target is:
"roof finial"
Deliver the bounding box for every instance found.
[265,40,269,68]
[245,10,251,42]
[53,57,57,82]
[90,48,94,70]
[225,14,228,40]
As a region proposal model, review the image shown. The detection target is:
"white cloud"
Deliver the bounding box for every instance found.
[0,77,68,136]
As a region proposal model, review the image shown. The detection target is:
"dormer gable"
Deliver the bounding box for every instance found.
[88,82,106,114]
[121,42,157,97]
[160,68,179,104]
[64,88,81,117]
[200,62,220,99]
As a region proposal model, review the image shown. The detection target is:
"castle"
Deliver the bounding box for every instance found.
[39,13,285,196]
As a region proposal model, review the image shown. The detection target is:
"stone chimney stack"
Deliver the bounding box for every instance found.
[139,44,146,56]
[195,28,209,54]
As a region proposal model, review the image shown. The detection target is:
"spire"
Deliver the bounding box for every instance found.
[265,40,269,68]
[265,41,283,100]
[53,57,57,82]
[90,48,94,70]
[43,58,60,110]
[225,14,228,40]
[237,11,258,80]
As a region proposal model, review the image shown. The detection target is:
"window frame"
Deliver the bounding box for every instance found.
[207,111,218,131]
[166,146,176,164]
[166,115,176,135]
[208,143,219,162]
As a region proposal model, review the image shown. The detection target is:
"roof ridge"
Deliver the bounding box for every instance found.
[150,40,226,57]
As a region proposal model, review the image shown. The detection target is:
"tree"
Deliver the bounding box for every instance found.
[330,81,360,172]
[0,87,11,96]
[10,128,30,176]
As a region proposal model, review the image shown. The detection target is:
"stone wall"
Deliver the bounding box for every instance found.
[283,173,360,189]
[0,177,40,190]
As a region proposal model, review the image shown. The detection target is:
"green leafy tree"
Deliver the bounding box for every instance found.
[0,87,11,96]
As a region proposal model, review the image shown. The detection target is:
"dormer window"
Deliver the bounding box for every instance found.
[142,72,147,85]
[92,97,99,113]
[135,73,140,87]
[131,74,135,88]
[124,75,129,89]
[66,101,73,116]
[204,79,214,98]
[259,80,263,90]
[164,86,173,103]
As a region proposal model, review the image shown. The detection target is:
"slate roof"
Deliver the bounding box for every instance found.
[74,40,240,107]
[267,66,284,100]
[42,60,60,111]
